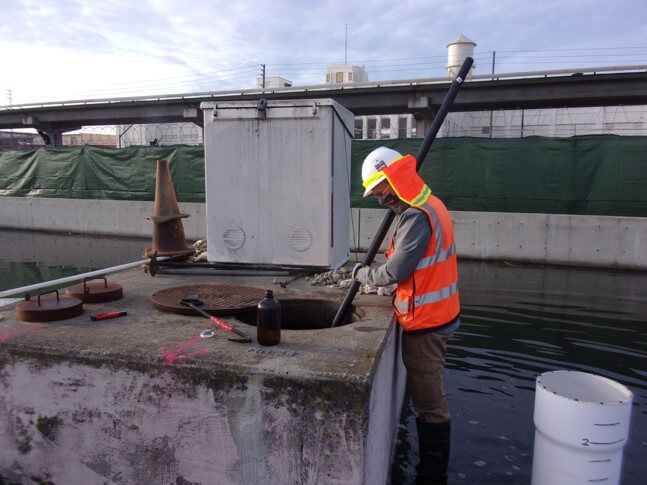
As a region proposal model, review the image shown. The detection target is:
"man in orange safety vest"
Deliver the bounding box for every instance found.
[352,146,461,485]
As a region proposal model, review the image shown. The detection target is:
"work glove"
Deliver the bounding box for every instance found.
[377,283,397,296]
[338,278,353,289]
[351,263,367,280]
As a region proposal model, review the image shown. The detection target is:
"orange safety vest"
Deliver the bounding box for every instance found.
[382,155,460,332]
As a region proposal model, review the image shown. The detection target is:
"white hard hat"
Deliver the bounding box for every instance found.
[361,147,403,197]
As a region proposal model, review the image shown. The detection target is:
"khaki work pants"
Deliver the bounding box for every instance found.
[402,330,452,424]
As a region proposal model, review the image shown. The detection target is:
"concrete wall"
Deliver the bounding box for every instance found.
[353,208,647,270]
[1,197,645,270]
[0,197,207,241]
[451,211,647,269]
[365,324,406,484]
[0,355,384,484]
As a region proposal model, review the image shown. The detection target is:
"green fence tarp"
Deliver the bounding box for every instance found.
[0,145,205,203]
[1,136,646,216]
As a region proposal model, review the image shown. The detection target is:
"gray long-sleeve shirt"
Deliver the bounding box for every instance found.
[356,207,431,287]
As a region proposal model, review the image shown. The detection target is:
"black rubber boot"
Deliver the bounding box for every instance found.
[416,419,451,485]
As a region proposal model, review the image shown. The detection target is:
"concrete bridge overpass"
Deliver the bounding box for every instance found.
[0,65,645,145]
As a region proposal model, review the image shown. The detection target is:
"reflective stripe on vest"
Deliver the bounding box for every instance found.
[415,281,459,307]
[409,184,432,207]
[416,243,456,270]
[394,281,459,313]
[421,201,443,254]
[394,297,408,313]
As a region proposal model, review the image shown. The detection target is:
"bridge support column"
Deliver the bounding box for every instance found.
[414,108,437,139]
[37,128,66,147]
[389,115,399,139]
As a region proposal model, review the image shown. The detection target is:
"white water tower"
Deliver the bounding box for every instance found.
[446,34,476,78]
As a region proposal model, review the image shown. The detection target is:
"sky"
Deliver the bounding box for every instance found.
[1,0,646,105]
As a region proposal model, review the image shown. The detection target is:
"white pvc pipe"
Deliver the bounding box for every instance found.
[531,370,633,485]
[0,258,165,298]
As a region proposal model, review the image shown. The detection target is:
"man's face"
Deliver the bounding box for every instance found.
[372,179,399,208]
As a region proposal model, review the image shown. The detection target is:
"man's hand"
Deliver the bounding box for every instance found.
[351,263,367,280]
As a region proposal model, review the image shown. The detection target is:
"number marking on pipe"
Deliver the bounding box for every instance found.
[590,438,625,445]
[581,437,625,446]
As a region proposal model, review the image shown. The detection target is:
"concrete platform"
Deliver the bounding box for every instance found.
[0,268,405,484]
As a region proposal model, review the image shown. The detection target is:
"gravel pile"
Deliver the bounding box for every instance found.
[306,266,352,286]
[190,239,208,262]
[187,240,372,292]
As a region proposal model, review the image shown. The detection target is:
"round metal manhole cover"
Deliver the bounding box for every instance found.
[151,284,267,316]
[16,295,84,322]
[65,281,123,303]
[223,226,245,250]
[288,227,312,252]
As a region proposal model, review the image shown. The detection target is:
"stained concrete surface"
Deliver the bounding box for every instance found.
[0,268,405,484]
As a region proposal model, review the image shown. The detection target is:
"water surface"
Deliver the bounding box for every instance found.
[393,260,646,484]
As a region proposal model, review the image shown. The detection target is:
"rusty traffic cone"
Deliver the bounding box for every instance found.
[145,159,194,258]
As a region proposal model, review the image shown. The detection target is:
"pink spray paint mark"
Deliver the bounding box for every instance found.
[160,335,208,365]
[0,324,43,342]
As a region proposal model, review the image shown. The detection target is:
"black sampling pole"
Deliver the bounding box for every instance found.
[331,56,474,328]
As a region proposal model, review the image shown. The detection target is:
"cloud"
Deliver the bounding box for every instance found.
[1,0,646,103]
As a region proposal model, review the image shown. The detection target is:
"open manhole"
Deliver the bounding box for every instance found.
[236,298,364,330]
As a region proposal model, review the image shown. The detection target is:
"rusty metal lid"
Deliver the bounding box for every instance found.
[151,284,267,316]
[16,290,84,322]
[65,277,123,303]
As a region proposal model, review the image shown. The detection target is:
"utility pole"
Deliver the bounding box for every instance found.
[489,51,495,138]
[344,24,348,63]
[260,64,266,89]
[6,89,14,148]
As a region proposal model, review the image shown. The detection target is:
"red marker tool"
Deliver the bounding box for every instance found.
[91,311,127,321]
[180,298,251,343]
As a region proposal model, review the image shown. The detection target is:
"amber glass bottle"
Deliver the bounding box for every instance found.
[257,289,281,346]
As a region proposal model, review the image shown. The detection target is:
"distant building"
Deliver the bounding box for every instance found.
[325,63,368,85]
[63,132,117,148]
[256,76,293,89]
[0,130,44,149]
[116,122,202,147]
